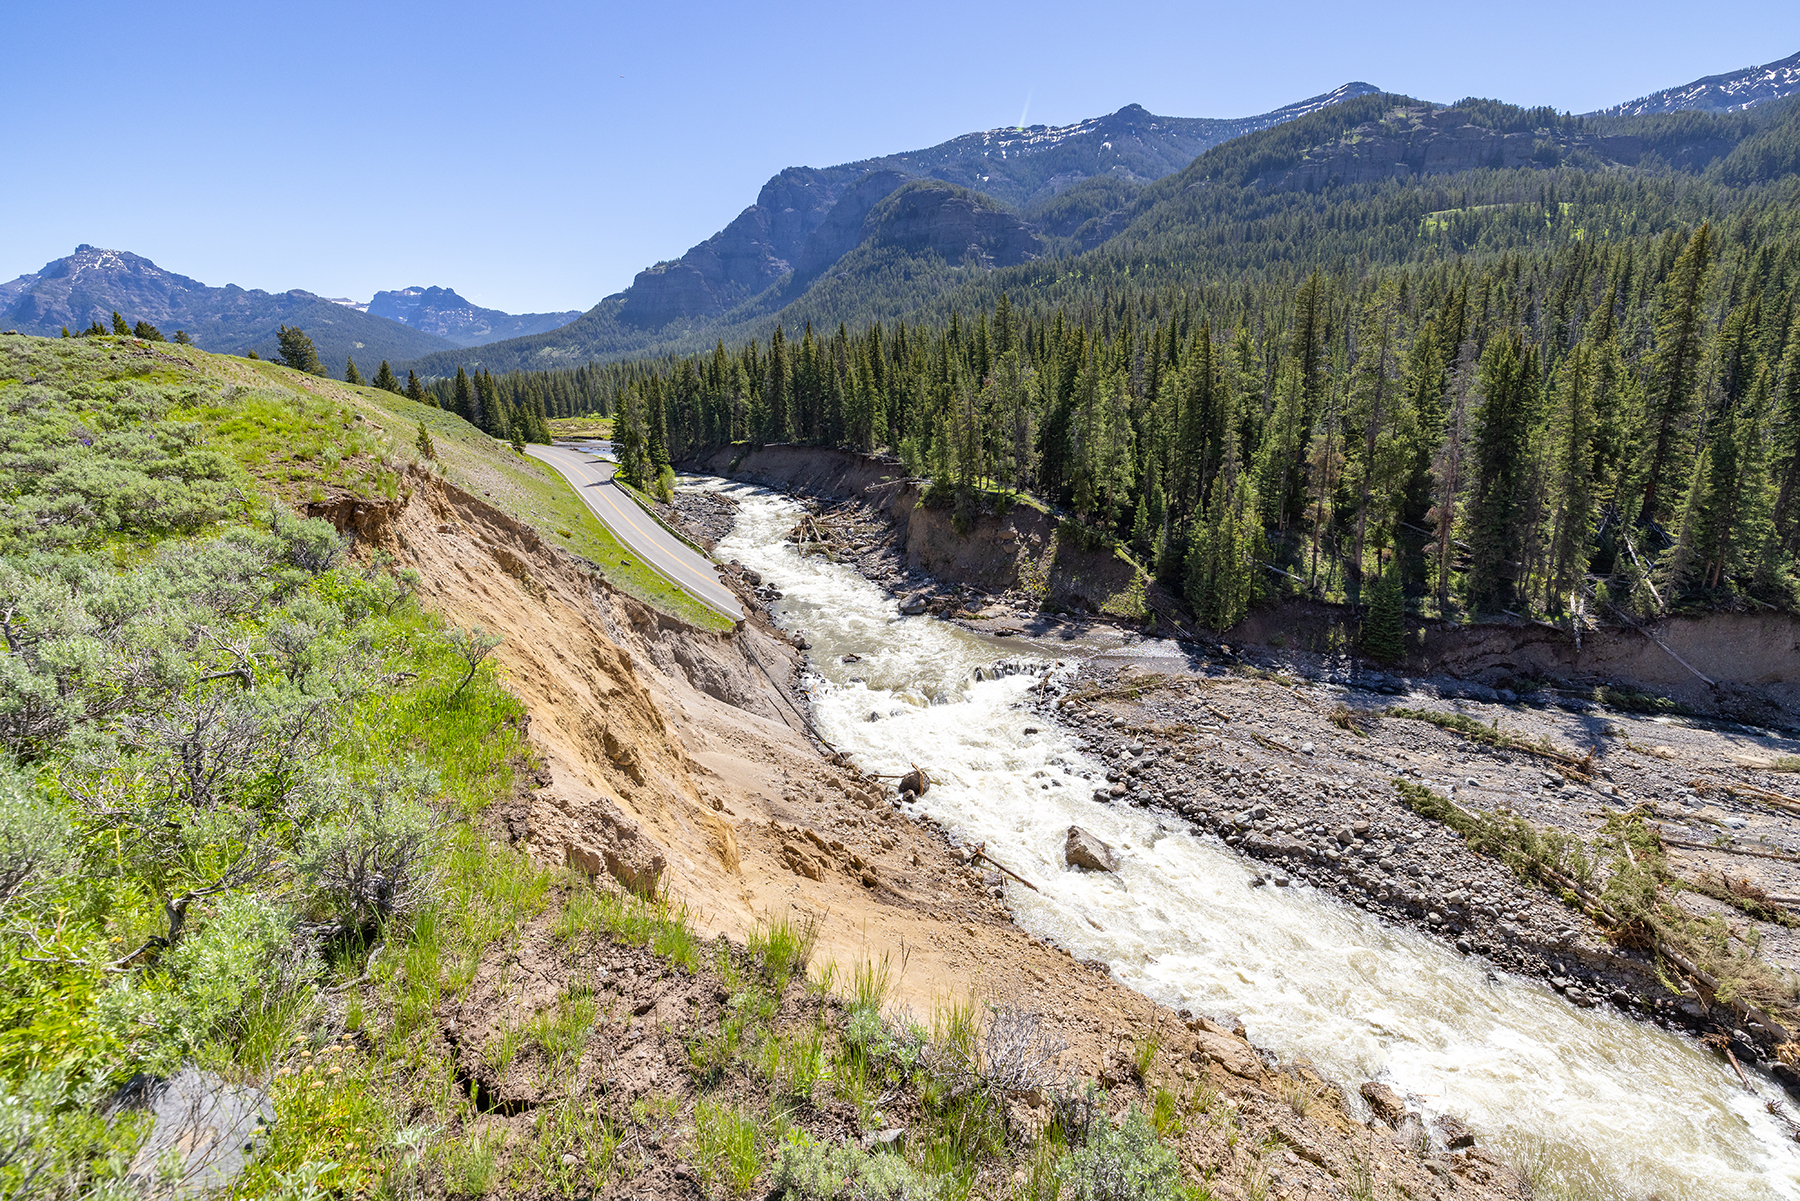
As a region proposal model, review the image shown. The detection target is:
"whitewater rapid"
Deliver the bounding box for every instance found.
[699,477,1800,1201]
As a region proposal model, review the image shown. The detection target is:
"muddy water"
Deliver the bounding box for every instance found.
[699,478,1800,1201]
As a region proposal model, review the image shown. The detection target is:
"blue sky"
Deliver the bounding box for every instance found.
[6,2,1797,313]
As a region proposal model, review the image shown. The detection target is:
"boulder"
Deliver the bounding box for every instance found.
[899,766,931,797]
[1433,1114,1476,1149]
[1065,826,1119,872]
[127,1068,274,1196]
[1189,1031,1264,1080]
[566,801,667,896]
[1359,1081,1409,1127]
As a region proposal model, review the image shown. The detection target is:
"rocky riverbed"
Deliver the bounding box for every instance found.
[1030,654,1800,1071]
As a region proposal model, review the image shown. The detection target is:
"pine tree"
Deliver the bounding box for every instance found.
[276,325,324,375]
[1361,554,1406,662]
[453,368,474,425]
[1640,223,1714,522]
[405,370,428,403]
[173,330,192,345]
[132,320,164,341]
[1542,344,1596,615]
[344,356,364,385]
[373,360,400,393]
[1463,331,1537,612]
[59,326,69,338]
[111,311,129,335]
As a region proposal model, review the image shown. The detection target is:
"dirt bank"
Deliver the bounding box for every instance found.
[306,467,1529,1198]
[686,445,1800,727]
[685,445,1159,624]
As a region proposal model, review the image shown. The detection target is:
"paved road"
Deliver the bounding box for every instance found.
[526,443,743,621]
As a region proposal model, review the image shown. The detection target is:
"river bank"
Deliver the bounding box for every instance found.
[669,468,1800,1201]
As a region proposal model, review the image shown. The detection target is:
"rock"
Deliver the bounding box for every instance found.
[1359,1081,1408,1127]
[1434,1115,1476,1149]
[899,767,931,797]
[1190,1031,1264,1080]
[1301,742,1315,755]
[899,595,928,615]
[1064,826,1119,872]
[127,1068,274,1196]
[565,802,668,896]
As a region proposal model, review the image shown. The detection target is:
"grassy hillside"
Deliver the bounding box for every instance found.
[0,332,754,1195]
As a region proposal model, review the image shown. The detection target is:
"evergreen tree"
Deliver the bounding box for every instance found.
[1542,344,1596,615]
[453,368,475,426]
[1361,554,1406,662]
[111,311,129,336]
[373,360,400,393]
[173,330,192,345]
[344,356,364,385]
[1640,223,1714,522]
[132,320,164,341]
[405,370,428,403]
[1463,331,1537,612]
[276,325,324,375]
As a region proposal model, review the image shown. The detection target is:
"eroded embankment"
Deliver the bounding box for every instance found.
[687,444,1154,620]
[307,467,1531,1201]
[690,443,1800,726]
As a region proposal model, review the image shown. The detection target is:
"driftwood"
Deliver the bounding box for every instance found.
[969,844,1041,892]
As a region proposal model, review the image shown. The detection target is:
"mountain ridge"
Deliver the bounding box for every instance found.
[0,246,458,369]
[366,285,581,347]
[1591,48,1800,117]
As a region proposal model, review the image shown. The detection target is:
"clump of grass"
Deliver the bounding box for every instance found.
[558,880,702,971]
[526,988,599,1066]
[1329,703,1373,737]
[694,1099,763,1197]
[440,1128,506,1198]
[749,911,819,989]
[1151,1085,1183,1138]
[1132,1032,1162,1081]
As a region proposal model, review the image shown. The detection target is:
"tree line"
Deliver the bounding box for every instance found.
[578,219,1800,640]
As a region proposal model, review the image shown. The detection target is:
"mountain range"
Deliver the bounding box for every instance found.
[407,49,1800,377]
[9,47,1798,379]
[0,250,579,369]
[363,286,580,347]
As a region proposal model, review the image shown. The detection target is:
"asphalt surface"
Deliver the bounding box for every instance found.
[526,443,744,621]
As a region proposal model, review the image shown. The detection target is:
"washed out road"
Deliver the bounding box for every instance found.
[526,443,744,621]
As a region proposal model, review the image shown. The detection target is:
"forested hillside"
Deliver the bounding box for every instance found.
[406,90,1800,384]
[473,95,1800,636]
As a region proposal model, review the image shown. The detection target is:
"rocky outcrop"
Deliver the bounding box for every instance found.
[792,170,911,282]
[620,166,859,326]
[863,182,1043,268]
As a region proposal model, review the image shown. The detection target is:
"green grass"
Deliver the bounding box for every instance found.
[694,1099,764,1196]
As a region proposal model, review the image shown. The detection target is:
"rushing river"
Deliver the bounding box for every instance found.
[697,477,1800,1201]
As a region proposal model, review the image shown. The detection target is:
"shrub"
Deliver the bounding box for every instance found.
[772,1131,929,1201]
[0,764,70,903]
[301,774,438,938]
[1060,1105,1183,1201]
